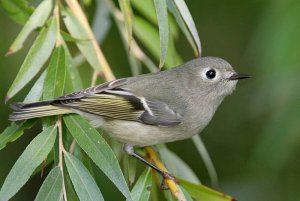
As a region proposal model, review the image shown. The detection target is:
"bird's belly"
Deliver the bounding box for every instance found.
[101,120,195,146]
[76,110,199,146]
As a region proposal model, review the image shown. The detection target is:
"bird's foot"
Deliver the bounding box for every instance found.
[160,171,179,190]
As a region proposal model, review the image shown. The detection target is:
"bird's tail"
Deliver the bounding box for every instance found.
[9,101,72,121]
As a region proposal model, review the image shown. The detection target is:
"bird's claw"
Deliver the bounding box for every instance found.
[160,172,179,190]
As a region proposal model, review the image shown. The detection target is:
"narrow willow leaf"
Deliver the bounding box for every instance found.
[154,0,169,67]
[128,50,142,76]
[7,0,53,54]
[167,33,183,67]
[63,115,132,200]
[64,152,104,201]
[133,17,159,60]
[0,0,33,25]
[62,43,83,92]
[131,0,179,38]
[192,135,218,187]
[0,126,57,201]
[35,166,63,201]
[23,70,46,103]
[43,46,67,100]
[166,0,198,56]
[123,154,136,185]
[0,119,35,151]
[6,17,57,101]
[157,144,200,184]
[118,0,133,45]
[130,0,156,25]
[60,30,84,42]
[92,0,111,43]
[180,187,194,201]
[179,179,234,201]
[162,190,176,201]
[32,152,54,176]
[133,17,180,67]
[172,0,201,56]
[62,8,101,72]
[65,168,80,201]
[128,168,152,201]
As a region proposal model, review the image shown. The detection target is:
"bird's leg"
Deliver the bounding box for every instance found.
[123,144,178,189]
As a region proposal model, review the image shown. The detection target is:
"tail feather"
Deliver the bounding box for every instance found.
[9,101,72,121]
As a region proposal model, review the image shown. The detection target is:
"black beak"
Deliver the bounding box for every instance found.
[229,73,250,80]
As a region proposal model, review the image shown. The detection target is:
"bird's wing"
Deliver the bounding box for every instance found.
[53,79,182,126]
[56,78,128,100]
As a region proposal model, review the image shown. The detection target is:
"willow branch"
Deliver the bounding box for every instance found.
[144,147,186,201]
[57,116,68,201]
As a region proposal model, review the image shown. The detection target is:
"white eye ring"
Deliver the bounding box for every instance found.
[201,67,219,81]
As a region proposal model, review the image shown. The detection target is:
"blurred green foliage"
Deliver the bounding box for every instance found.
[0,0,300,200]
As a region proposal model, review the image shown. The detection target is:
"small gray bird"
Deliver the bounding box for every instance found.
[9,57,249,180]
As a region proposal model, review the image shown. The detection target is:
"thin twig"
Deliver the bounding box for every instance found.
[91,70,99,87]
[57,116,68,201]
[65,0,115,81]
[144,147,186,201]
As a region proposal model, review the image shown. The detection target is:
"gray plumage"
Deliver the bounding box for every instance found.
[9,57,248,146]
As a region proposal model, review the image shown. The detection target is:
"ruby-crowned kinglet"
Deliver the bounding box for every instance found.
[9,57,249,180]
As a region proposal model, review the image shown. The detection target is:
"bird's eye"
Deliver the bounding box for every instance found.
[205,69,216,79]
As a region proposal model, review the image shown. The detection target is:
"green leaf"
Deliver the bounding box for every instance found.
[166,0,198,56]
[129,168,152,201]
[192,135,218,187]
[157,144,200,184]
[133,17,181,68]
[64,152,104,201]
[32,151,54,176]
[171,0,201,56]
[123,154,136,186]
[43,46,67,100]
[133,17,159,62]
[92,0,111,43]
[179,179,235,201]
[7,0,53,54]
[60,30,84,42]
[63,115,132,200]
[35,166,63,201]
[153,0,169,67]
[0,119,36,151]
[131,0,179,38]
[65,168,80,201]
[128,50,142,76]
[62,43,83,92]
[0,0,33,25]
[6,17,57,101]
[62,8,101,72]
[131,0,156,24]
[23,70,47,103]
[0,126,57,201]
[118,0,133,45]
[180,187,194,201]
